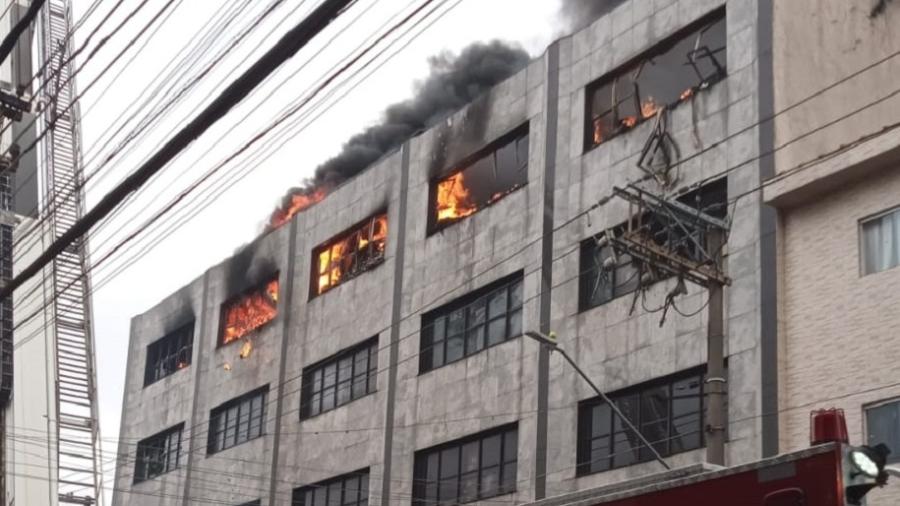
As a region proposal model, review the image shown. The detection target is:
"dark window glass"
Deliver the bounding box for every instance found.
[586,10,726,149]
[866,400,900,464]
[861,207,900,275]
[413,424,518,506]
[420,273,524,373]
[312,213,388,298]
[301,337,379,419]
[134,424,183,483]
[237,501,261,506]
[430,125,529,233]
[208,386,268,454]
[292,469,369,506]
[577,367,719,475]
[144,323,194,386]
[579,179,726,312]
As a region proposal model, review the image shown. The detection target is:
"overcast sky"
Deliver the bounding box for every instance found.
[66,0,568,495]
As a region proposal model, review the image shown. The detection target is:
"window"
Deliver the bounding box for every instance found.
[429,125,529,234]
[292,469,369,506]
[412,424,518,506]
[237,501,261,506]
[861,207,900,275]
[585,9,726,150]
[312,213,387,298]
[420,273,523,373]
[866,400,900,464]
[208,386,268,454]
[144,323,194,386]
[134,424,183,483]
[579,179,727,311]
[219,275,279,346]
[301,337,378,419]
[577,367,716,475]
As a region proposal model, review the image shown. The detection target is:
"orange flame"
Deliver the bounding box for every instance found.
[680,88,694,101]
[221,279,279,345]
[592,118,605,146]
[621,116,638,128]
[436,172,477,223]
[270,188,327,229]
[640,96,660,119]
[239,340,253,359]
[316,214,388,295]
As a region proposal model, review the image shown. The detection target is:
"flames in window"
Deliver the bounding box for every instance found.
[220,277,279,346]
[431,127,529,232]
[314,213,387,296]
[587,12,726,149]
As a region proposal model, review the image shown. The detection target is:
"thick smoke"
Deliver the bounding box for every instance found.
[270,41,529,225]
[558,0,627,31]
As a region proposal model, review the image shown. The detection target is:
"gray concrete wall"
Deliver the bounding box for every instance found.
[113,2,770,504]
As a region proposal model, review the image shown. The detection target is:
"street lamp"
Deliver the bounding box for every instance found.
[523,330,670,470]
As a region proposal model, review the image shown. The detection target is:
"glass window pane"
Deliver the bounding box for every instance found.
[314,489,326,506]
[352,375,367,398]
[468,303,486,326]
[460,472,478,503]
[503,430,518,463]
[432,338,444,368]
[482,435,501,467]
[479,466,500,498]
[337,380,352,406]
[446,334,464,363]
[487,318,506,346]
[338,357,353,383]
[488,290,507,318]
[440,447,459,478]
[461,441,479,473]
[323,364,337,388]
[343,477,360,505]
[322,386,336,411]
[501,462,517,493]
[466,325,485,354]
[507,309,522,338]
[509,281,523,309]
[592,403,612,437]
[612,431,638,468]
[867,402,900,464]
[328,482,343,506]
[432,316,446,342]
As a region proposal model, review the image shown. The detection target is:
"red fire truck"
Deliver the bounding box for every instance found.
[539,410,896,506]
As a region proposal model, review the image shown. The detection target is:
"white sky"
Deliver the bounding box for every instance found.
[65,0,568,497]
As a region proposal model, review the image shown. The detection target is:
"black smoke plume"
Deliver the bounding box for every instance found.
[269,41,529,226]
[558,0,627,31]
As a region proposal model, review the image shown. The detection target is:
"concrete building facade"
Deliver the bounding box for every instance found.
[113,1,779,505]
[766,1,900,505]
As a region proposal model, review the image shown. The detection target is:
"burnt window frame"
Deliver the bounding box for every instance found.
[579,178,727,312]
[300,336,379,420]
[584,8,727,152]
[144,322,194,387]
[207,386,268,455]
[576,366,712,476]
[427,123,530,235]
[217,272,280,347]
[412,423,518,506]
[310,211,388,299]
[134,423,184,483]
[419,272,524,374]
[291,469,370,506]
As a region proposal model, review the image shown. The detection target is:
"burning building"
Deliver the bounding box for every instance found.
[113,2,781,505]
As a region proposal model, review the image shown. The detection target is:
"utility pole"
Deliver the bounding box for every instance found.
[603,184,731,467]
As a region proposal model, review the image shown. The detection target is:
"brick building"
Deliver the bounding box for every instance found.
[113,1,781,505]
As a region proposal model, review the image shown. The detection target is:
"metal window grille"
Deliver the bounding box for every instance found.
[301,337,378,419]
[420,273,523,373]
[134,424,184,483]
[144,323,194,386]
[413,424,518,506]
[208,386,268,454]
[292,469,369,506]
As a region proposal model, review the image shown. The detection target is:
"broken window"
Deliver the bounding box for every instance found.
[207,386,268,454]
[312,212,387,298]
[412,424,518,506]
[579,178,727,311]
[585,9,726,150]
[144,322,194,386]
[134,423,183,483]
[300,336,378,419]
[219,275,279,346]
[420,272,523,373]
[429,125,529,233]
[292,469,369,506]
[577,367,715,475]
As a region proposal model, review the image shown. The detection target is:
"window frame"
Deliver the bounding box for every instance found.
[864,397,900,464]
[207,386,269,455]
[419,272,524,374]
[300,336,379,420]
[134,423,184,484]
[291,468,370,506]
[583,8,727,152]
[310,212,388,299]
[412,424,518,506]
[576,366,711,476]
[427,124,530,235]
[144,322,194,387]
[858,205,900,276]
